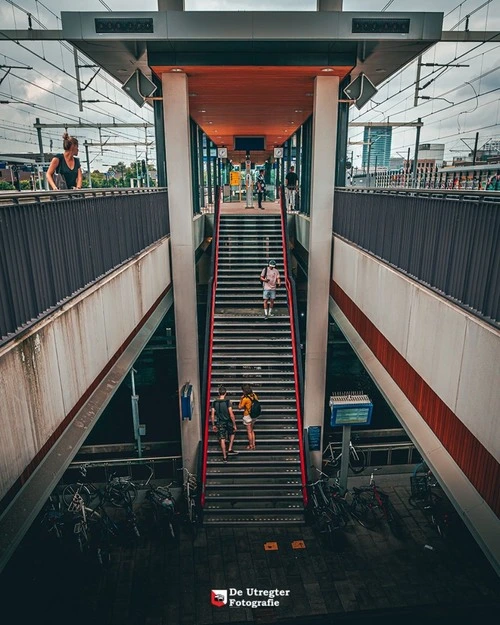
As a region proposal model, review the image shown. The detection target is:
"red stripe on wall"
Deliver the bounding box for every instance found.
[331,281,500,518]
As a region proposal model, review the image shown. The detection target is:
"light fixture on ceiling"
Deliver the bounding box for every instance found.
[171,68,183,72]
[208,121,213,124]
[295,109,303,113]
[321,68,334,72]
[199,109,206,112]
[305,92,313,96]
[189,93,197,97]
[289,121,295,124]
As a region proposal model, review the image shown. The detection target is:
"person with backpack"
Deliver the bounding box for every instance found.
[211,386,238,462]
[238,384,260,450]
[260,259,281,318]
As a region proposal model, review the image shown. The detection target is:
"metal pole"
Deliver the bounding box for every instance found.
[366,128,371,187]
[135,144,139,185]
[472,131,479,165]
[73,47,83,112]
[339,425,351,493]
[145,127,151,187]
[413,56,422,107]
[406,147,411,187]
[130,369,142,458]
[374,154,378,187]
[35,117,46,189]
[84,141,92,188]
[350,150,354,185]
[413,118,422,188]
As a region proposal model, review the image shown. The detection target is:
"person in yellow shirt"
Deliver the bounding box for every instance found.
[239,383,257,449]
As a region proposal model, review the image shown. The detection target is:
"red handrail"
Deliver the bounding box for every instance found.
[279,193,308,506]
[200,188,222,507]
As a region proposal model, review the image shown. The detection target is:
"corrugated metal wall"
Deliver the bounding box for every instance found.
[0,190,169,343]
[333,190,500,326]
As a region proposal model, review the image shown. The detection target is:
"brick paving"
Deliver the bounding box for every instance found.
[1,474,498,625]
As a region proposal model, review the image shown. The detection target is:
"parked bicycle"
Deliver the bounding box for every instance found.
[350,470,404,538]
[307,469,348,548]
[145,469,178,541]
[322,440,366,475]
[62,465,137,508]
[409,462,451,539]
[179,467,199,538]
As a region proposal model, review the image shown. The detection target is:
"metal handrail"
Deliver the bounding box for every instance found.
[336,186,500,203]
[279,185,308,506]
[200,187,221,507]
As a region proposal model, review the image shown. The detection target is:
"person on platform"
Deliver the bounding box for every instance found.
[46,133,83,190]
[260,259,281,318]
[256,169,266,209]
[211,386,238,462]
[285,165,298,211]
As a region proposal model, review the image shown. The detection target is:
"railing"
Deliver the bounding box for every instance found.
[0,188,169,344]
[200,187,221,507]
[279,187,308,506]
[334,187,500,327]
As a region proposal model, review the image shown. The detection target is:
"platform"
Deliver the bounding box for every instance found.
[1,471,498,625]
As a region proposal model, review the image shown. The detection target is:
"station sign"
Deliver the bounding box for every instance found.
[230,171,240,186]
[329,392,373,426]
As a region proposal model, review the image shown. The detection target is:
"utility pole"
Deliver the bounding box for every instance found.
[472,131,479,165]
[413,118,422,188]
[413,56,422,107]
[84,141,92,188]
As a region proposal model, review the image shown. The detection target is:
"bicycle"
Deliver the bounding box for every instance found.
[322,440,366,475]
[350,470,404,538]
[408,462,451,539]
[179,467,199,538]
[145,469,178,541]
[63,465,137,508]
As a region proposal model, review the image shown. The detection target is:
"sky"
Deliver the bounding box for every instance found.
[0,0,499,170]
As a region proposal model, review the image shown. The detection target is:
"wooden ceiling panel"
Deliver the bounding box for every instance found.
[152,65,353,158]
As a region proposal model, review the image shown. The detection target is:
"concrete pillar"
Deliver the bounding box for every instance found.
[317,0,343,10]
[303,75,339,475]
[157,0,184,10]
[162,71,201,474]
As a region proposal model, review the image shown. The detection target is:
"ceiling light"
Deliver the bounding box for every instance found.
[171,68,183,72]
[289,121,295,124]
[208,121,213,124]
[199,109,206,112]
[189,93,197,97]
[295,109,303,113]
[321,68,334,72]
[305,93,313,96]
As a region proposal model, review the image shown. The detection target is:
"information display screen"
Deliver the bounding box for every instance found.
[331,403,373,426]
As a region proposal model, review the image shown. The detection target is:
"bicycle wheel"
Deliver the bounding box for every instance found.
[350,495,379,530]
[63,483,92,507]
[349,448,366,474]
[106,482,137,507]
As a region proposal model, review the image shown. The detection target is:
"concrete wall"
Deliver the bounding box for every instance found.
[332,236,500,465]
[0,238,171,503]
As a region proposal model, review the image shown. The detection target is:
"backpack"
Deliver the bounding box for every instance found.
[249,395,262,419]
[260,267,269,285]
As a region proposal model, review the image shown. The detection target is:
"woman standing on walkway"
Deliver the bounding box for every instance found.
[239,384,257,450]
[46,132,83,190]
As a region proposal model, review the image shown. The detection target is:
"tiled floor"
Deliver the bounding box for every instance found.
[1,473,498,625]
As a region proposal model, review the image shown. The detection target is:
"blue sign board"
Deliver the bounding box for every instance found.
[308,426,321,451]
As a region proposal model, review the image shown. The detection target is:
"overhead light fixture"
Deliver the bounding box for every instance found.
[321,68,334,72]
[305,92,313,96]
[189,93,198,97]
[289,121,295,124]
[208,121,213,124]
[199,109,206,112]
[295,109,303,113]
[171,68,183,72]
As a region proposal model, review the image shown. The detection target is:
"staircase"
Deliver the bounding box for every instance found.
[203,213,305,525]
